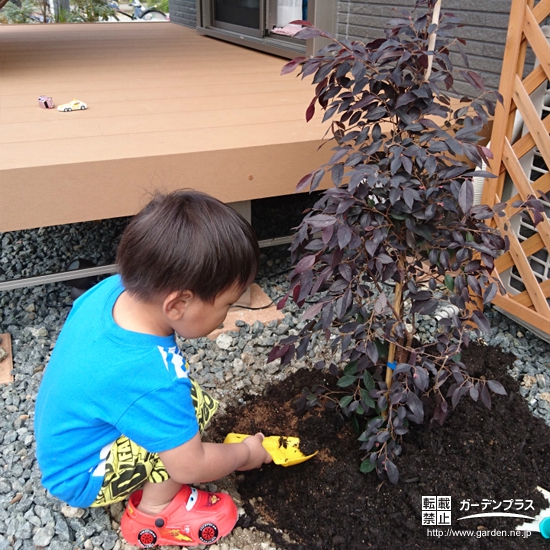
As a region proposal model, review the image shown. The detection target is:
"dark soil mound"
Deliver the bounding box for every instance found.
[208,343,550,549]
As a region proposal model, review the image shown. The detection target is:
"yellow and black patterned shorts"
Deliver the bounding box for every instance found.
[92,379,218,507]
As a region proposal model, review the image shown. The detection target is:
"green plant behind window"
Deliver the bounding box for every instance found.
[0,0,38,23]
[146,0,168,13]
[55,5,78,22]
[270,0,547,483]
[68,0,115,21]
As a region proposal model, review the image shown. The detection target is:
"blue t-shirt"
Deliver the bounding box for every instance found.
[34,275,199,507]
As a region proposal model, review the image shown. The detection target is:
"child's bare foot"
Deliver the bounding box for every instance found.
[137,499,172,516]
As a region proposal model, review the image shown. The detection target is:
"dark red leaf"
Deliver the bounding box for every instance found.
[276,293,289,310]
[296,335,311,359]
[321,302,334,330]
[483,282,498,305]
[281,344,296,366]
[295,254,316,274]
[302,302,324,321]
[487,379,507,395]
[305,99,316,122]
[463,70,486,90]
[480,383,492,409]
[280,56,307,76]
[406,391,424,423]
[385,459,399,484]
[294,27,324,40]
[328,148,348,164]
[267,344,289,363]
[296,172,313,192]
[310,169,326,192]
[352,94,376,110]
[338,224,352,249]
[467,274,481,296]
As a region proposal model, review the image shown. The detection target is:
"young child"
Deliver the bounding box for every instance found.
[34,190,272,548]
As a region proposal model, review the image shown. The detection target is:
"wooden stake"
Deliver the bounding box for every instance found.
[385,341,396,389]
[385,280,403,389]
[424,0,443,81]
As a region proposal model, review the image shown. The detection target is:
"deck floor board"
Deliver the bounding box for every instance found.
[0,23,327,231]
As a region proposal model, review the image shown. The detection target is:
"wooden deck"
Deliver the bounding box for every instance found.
[0,23,328,232]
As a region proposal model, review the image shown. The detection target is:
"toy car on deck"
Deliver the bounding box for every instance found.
[58,100,87,112]
[38,96,54,109]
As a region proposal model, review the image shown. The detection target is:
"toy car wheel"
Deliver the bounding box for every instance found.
[198,523,218,544]
[80,105,86,110]
[64,108,70,112]
[137,528,157,548]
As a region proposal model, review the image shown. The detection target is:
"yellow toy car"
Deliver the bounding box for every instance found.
[57,100,87,112]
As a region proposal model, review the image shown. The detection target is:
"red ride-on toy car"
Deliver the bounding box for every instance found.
[38,95,55,109]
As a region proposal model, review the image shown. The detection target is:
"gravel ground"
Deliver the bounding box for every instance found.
[1,215,550,550]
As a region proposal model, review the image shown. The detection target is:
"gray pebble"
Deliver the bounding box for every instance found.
[33,524,55,547]
[251,321,265,334]
[274,324,290,335]
[54,514,71,541]
[216,333,233,350]
[48,540,73,550]
[35,504,54,525]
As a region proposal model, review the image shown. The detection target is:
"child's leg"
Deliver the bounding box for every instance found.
[92,436,170,507]
[93,435,237,547]
[139,477,182,514]
[135,378,219,513]
[93,379,217,508]
[96,382,236,546]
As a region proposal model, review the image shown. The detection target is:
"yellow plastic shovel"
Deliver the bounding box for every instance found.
[223,433,318,467]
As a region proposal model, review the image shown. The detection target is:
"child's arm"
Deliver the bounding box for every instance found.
[159,432,271,484]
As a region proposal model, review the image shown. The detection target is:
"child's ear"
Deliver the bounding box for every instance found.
[163,290,193,320]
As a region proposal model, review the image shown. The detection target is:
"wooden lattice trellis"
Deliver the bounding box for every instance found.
[481,0,550,340]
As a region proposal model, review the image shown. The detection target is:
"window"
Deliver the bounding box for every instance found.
[196,0,336,58]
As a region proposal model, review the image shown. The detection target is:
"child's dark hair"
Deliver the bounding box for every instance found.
[117,190,260,302]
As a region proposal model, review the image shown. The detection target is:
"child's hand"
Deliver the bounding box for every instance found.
[236,433,272,471]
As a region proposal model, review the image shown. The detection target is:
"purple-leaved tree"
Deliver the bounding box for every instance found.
[268,0,525,483]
